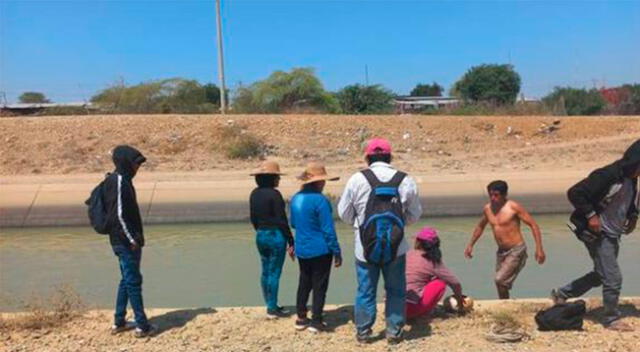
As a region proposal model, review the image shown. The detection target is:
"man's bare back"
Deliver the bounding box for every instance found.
[484,200,525,250]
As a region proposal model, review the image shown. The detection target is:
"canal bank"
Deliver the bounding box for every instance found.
[0,170,582,227]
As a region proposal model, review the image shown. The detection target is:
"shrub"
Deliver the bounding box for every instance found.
[220,125,265,159]
[410,82,443,97]
[452,64,521,105]
[542,87,606,115]
[91,78,223,113]
[18,92,51,104]
[336,84,395,114]
[231,67,339,114]
[0,284,85,331]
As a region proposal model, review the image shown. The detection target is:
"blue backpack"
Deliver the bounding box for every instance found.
[85,174,110,235]
[359,169,407,265]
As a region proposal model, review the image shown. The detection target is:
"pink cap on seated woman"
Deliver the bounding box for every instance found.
[416,226,438,243]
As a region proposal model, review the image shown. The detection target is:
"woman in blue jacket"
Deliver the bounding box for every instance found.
[290,162,342,333]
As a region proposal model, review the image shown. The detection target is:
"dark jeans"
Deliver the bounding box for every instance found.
[296,253,333,322]
[256,229,287,311]
[557,236,622,325]
[112,244,149,330]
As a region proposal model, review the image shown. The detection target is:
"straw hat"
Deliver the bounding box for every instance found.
[297,162,339,185]
[250,160,285,176]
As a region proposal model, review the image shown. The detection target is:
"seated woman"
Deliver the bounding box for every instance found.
[406,226,465,319]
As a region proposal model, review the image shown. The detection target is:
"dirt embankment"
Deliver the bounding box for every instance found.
[2,299,640,352]
[1,114,639,176]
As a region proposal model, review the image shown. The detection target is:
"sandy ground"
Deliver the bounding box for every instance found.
[1,114,639,176]
[2,298,639,352]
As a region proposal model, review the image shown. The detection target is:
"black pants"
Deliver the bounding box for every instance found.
[296,253,333,322]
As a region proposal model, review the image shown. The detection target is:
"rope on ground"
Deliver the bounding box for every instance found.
[485,323,529,343]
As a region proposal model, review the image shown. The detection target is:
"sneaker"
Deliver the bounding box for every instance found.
[295,317,311,331]
[110,321,134,335]
[307,321,328,333]
[266,308,289,319]
[605,320,634,332]
[356,329,374,344]
[134,324,157,338]
[550,289,567,305]
[276,306,290,314]
[386,331,404,345]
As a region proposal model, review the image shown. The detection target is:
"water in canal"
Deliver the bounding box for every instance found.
[1,215,639,310]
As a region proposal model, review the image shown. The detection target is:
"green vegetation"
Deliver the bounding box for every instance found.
[91,78,223,113]
[19,92,51,104]
[336,84,395,114]
[231,67,339,114]
[220,125,265,159]
[542,87,606,115]
[452,64,521,105]
[410,82,443,97]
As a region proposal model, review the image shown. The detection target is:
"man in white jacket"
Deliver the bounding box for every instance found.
[338,138,422,344]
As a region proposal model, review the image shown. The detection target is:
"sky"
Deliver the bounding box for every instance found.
[1,0,639,103]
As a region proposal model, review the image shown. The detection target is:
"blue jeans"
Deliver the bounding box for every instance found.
[112,244,149,330]
[256,229,287,311]
[355,255,406,338]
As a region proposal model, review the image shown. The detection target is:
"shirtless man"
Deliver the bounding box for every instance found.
[464,180,546,299]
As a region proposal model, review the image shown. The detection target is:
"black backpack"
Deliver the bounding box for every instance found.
[359,169,407,265]
[535,300,586,331]
[85,174,110,235]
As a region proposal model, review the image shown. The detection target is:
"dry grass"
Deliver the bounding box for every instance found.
[0,284,86,332]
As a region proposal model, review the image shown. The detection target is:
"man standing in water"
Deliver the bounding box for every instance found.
[464,180,546,299]
[551,139,640,331]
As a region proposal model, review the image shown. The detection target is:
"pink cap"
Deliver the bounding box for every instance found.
[364,138,392,156]
[416,226,438,242]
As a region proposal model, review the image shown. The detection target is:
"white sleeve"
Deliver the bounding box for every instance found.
[337,174,358,225]
[117,174,136,245]
[400,175,422,225]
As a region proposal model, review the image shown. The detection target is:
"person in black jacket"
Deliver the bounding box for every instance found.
[249,160,294,319]
[552,139,640,331]
[103,145,155,337]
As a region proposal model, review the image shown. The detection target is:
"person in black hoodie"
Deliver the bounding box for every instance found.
[103,145,155,337]
[551,139,640,331]
[249,160,295,319]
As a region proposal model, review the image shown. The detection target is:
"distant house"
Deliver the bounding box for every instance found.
[0,102,93,116]
[394,96,460,114]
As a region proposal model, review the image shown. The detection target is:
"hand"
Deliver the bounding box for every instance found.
[624,217,637,235]
[588,214,601,233]
[464,245,473,259]
[130,241,140,251]
[334,255,342,268]
[535,249,546,265]
[455,295,466,314]
[287,246,296,261]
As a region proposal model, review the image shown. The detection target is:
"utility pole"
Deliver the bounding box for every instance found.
[365,65,369,86]
[215,0,227,114]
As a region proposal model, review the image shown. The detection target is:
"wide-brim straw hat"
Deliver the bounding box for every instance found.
[250,160,285,176]
[297,162,339,185]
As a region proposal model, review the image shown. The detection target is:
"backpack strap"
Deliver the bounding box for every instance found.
[385,171,407,188]
[360,169,382,188]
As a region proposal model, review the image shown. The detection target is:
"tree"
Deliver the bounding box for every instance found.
[410,82,443,97]
[91,78,220,113]
[542,87,606,115]
[452,64,521,105]
[19,92,50,104]
[231,67,339,113]
[336,84,395,114]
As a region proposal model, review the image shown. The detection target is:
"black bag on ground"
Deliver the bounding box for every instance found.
[535,300,586,331]
[85,174,110,235]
